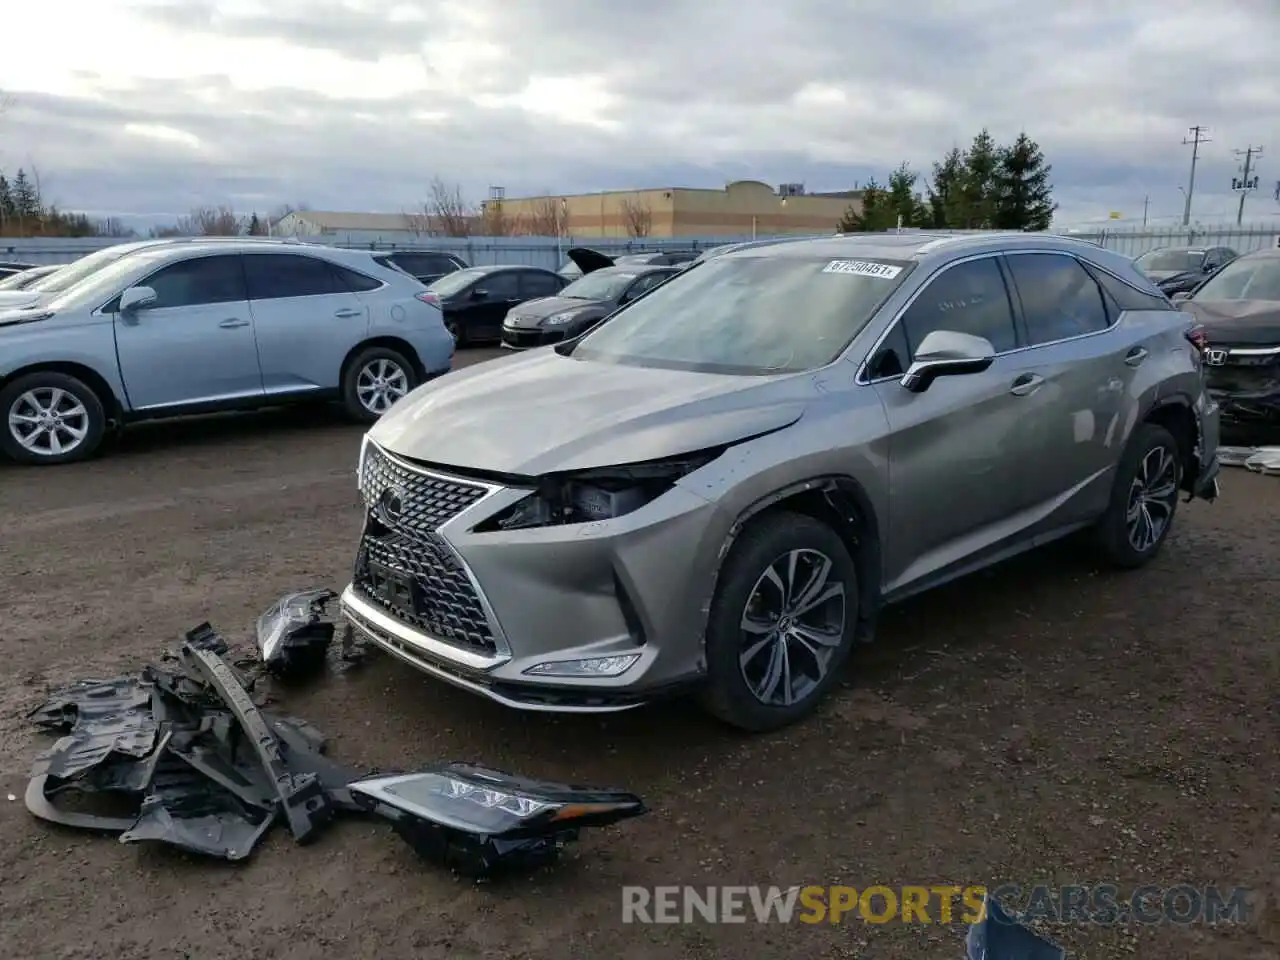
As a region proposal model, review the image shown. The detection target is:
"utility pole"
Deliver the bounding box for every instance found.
[1181,125,1210,226]
[1231,145,1263,225]
[1142,195,1149,227]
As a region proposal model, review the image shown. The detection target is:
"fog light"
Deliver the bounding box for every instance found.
[524,654,640,678]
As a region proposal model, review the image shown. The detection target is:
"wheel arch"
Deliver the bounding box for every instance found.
[0,361,123,425]
[339,337,425,385]
[1142,395,1198,494]
[709,474,883,644]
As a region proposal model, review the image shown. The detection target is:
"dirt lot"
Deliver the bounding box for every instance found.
[1,347,1277,960]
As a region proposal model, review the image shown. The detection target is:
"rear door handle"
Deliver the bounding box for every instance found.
[1125,347,1149,366]
[1009,373,1045,397]
[334,308,362,318]
[218,318,249,329]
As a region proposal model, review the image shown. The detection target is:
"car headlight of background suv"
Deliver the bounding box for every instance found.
[543,311,580,326]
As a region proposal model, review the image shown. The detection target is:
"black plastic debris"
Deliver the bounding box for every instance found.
[255,589,339,679]
[965,894,1066,960]
[24,605,648,878]
[348,764,647,878]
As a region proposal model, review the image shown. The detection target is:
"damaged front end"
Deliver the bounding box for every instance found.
[1204,345,1280,427]
[23,597,647,878]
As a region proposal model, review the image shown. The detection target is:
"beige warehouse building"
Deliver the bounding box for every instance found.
[490,180,864,239]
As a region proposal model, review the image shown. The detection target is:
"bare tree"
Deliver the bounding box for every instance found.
[95,216,133,237]
[525,196,563,236]
[404,205,437,236]
[426,177,473,237]
[620,194,653,238]
[175,205,244,236]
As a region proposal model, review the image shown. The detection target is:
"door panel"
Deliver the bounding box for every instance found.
[113,254,261,409]
[243,253,370,394]
[462,270,522,340]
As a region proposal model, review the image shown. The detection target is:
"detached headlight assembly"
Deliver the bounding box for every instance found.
[543,311,579,326]
[474,449,723,532]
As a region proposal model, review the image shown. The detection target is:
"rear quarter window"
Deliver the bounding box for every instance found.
[1081,262,1172,311]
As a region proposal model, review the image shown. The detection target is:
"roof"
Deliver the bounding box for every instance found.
[723,231,1114,264]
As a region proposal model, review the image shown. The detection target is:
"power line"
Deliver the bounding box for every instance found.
[1181,125,1211,226]
[1230,145,1263,225]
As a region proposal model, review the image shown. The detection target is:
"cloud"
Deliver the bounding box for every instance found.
[0,0,1276,228]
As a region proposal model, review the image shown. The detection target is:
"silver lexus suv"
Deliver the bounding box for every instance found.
[341,232,1222,732]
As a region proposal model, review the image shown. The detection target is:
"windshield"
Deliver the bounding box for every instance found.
[560,270,636,300]
[27,243,152,293]
[570,255,913,375]
[426,267,489,297]
[0,268,45,290]
[1193,256,1280,302]
[1135,249,1203,273]
[41,250,174,310]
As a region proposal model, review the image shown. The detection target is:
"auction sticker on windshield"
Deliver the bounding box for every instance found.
[823,260,903,279]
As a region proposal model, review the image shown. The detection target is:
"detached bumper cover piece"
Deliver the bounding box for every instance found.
[1219,445,1280,475]
[965,895,1066,960]
[255,588,339,679]
[348,764,646,878]
[24,594,649,877]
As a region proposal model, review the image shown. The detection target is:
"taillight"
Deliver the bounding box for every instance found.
[1185,324,1208,357]
[416,292,440,306]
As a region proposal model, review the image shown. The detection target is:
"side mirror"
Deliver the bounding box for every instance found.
[471,287,488,300]
[900,330,996,394]
[118,286,157,313]
[1170,291,1191,304]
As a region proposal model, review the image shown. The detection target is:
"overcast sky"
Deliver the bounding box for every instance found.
[1,0,1277,230]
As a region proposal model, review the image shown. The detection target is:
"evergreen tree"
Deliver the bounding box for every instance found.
[927,147,965,228]
[993,132,1056,231]
[11,169,40,223]
[0,174,13,226]
[838,178,898,232]
[886,162,929,227]
[955,130,1000,228]
[247,213,263,235]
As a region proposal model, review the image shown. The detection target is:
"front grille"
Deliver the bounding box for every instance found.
[354,443,497,654]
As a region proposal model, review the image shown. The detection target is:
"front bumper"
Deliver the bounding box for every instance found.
[500,324,566,350]
[342,441,722,712]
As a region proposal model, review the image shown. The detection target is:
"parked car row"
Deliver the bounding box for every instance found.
[1134,244,1238,297]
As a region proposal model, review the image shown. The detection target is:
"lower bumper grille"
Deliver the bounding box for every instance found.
[502,327,554,349]
[353,522,497,655]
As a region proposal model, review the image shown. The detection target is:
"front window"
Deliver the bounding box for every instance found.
[569,255,913,375]
[559,270,636,301]
[426,267,489,297]
[27,243,150,293]
[1135,249,1204,273]
[1192,256,1280,302]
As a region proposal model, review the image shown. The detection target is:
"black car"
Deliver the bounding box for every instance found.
[501,262,679,350]
[1175,246,1280,430]
[372,250,467,286]
[0,260,38,279]
[555,247,700,280]
[1134,245,1237,297]
[420,264,567,345]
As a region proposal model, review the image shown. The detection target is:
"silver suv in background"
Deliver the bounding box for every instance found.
[342,232,1221,732]
[0,241,453,464]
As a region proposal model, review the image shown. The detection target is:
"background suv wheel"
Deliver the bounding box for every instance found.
[701,510,859,732]
[342,345,418,423]
[0,371,106,465]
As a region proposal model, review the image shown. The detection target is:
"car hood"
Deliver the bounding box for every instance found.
[0,290,44,309]
[1180,299,1280,346]
[505,296,606,326]
[565,247,615,275]
[369,349,808,475]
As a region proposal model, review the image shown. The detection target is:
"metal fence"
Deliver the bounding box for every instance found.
[2,223,1277,269]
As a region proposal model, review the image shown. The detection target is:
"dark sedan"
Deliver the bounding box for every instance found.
[1134,245,1237,297]
[419,264,567,345]
[501,263,679,350]
[372,250,467,285]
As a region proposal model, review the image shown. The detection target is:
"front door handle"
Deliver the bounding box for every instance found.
[334,308,363,318]
[218,318,249,328]
[1009,373,1045,397]
[1125,347,1149,366]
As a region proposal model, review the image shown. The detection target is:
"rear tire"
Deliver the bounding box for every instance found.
[341,345,418,424]
[1094,423,1182,569]
[444,317,466,347]
[700,511,859,732]
[0,371,107,465]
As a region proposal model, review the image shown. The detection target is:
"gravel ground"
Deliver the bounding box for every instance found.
[0,347,1277,960]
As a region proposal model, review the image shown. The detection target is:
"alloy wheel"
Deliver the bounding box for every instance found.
[355,358,409,416]
[738,548,847,707]
[1126,445,1178,552]
[7,387,90,457]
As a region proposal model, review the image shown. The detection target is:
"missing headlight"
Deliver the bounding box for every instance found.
[475,449,723,532]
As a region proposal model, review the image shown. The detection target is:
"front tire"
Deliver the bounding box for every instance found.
[1094,423,1182,569]
[701,511,859,732]
[341,346,417,424]
[0,371,107,465]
